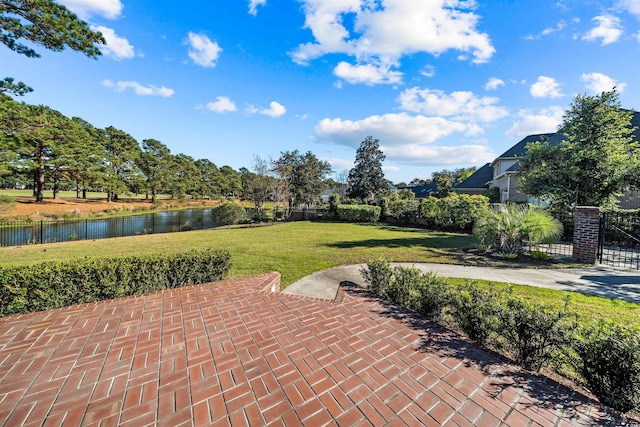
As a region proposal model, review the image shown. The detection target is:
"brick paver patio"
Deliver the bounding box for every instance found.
[0,273,625,426]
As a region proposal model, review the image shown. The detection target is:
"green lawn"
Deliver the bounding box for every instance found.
[0,189,167,200]
[0,222,473,286]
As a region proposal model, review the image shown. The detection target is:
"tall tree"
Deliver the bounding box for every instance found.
[0,95,99,201]
[194,158,221,199]
[137,138,171,202]
[1,0,105,95]
[347,136,386,202]
[219,165,242,197]
[100,126,141,202]
[274,150,331,209]
[168,153,200,200]
[242,156,274,217]
[520,88,639,210]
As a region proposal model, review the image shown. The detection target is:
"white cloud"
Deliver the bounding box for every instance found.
[205,96,237,113]
[505,106,564,138]
[420,65,436,78]
[485,77,505,91]
[186,32,222,68]
[333,61,403,85]
[617,0,640,16]
[382,144,495,166]
[526,21,566,39]
[58,0,122,19]
[323,157,354,172]
[397,88,508,123]
[581,72,627,94]
[260,101,286,117]
[383,165,400,173]
[583,15,623,45]
[530,76,563,98]
[315,113,479,147]
[248,0,267,15]
[291,0,494,85]
[102,80,174,97]
[90,26,134,60]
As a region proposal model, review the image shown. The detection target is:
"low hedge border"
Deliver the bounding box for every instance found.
[361,259,640,414]
[0,249,231,317]
[337,204,381,222]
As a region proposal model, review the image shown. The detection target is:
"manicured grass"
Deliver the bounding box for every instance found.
[0,222,473,287]
[445,277,640,326]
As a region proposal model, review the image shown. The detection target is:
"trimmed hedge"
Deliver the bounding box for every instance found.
[337,204,381,222]
[0,249,231,316]
[387,199,420,222]
[361,259,640,413]
[421,193,489,230]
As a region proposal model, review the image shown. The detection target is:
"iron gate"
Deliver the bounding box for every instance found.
[598,210,640,269]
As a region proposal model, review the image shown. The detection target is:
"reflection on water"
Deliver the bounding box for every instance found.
[0,209,218,246]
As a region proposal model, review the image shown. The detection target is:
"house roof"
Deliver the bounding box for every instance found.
[408,182,438,198]
[496,110,640,161]
[454,163,493,189]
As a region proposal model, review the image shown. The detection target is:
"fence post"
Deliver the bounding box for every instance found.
[572,206,601,264]
[85,219,88,240]
[40,220,43,244]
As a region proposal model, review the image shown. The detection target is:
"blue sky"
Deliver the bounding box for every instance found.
[3,0,640,184]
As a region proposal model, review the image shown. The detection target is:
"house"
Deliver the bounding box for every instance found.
[405,182,438,199]
[454,110,640,207]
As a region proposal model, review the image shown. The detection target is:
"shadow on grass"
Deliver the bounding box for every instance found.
[339,282,627,426]
[325,235,472,250]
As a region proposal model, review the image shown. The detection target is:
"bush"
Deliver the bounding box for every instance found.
[449,281,502,345]
[495,293,576,371]
[0,249,232,316]
[337,204,381,222]
[328,193,340,216]
[421,193,489,231]
[574,322,640,412]
[211,201,246,226]
[360,258,394,296]
[387,199,420,223]
[378,197,390,220]
[473,203,563,254]
[361,260,450,321]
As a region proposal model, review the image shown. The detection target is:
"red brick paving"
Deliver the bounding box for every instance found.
[0,273,624,426]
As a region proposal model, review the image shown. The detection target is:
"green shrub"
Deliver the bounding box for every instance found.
[361,260,450,321]
[328,193,340,216]
[0,249,232,316]
[449,281,502,345]
[211,201,246,226]
[421,193,489,231]
[387,199,420,223]
[530,250,551,261]
[473,203,563,254]
[337,204,381,222]
[378,197,390,220]
[495,293,576,371]
[360,258,394,296]
[574,322,640,412]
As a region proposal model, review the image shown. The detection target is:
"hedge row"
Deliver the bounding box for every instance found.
[0,249,231,317]
[337,204,381,222]
[361,259,640,413]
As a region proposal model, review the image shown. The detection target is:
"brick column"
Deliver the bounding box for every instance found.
[572,206,601,264]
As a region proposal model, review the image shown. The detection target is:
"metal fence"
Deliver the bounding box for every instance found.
[599,210,640,269]
[0,207,332,247]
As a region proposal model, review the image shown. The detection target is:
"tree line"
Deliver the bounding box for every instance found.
[0,94,245,202]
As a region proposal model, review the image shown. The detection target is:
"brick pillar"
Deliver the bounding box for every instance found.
[572,206,601,264]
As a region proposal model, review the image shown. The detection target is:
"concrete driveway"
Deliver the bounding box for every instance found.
[283,263,640,304]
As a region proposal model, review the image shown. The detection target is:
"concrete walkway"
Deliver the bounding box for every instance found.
[283,263,640,304]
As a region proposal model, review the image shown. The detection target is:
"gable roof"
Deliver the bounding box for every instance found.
[495,110,640,162]
[454,163,493,189]
[408,183,438,198]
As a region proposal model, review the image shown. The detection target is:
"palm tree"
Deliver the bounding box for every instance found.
[473,203,563,255]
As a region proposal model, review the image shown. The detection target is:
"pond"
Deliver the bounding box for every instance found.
[0,209,219,246]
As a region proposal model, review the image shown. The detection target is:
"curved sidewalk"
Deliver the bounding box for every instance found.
[283,263,640,304]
